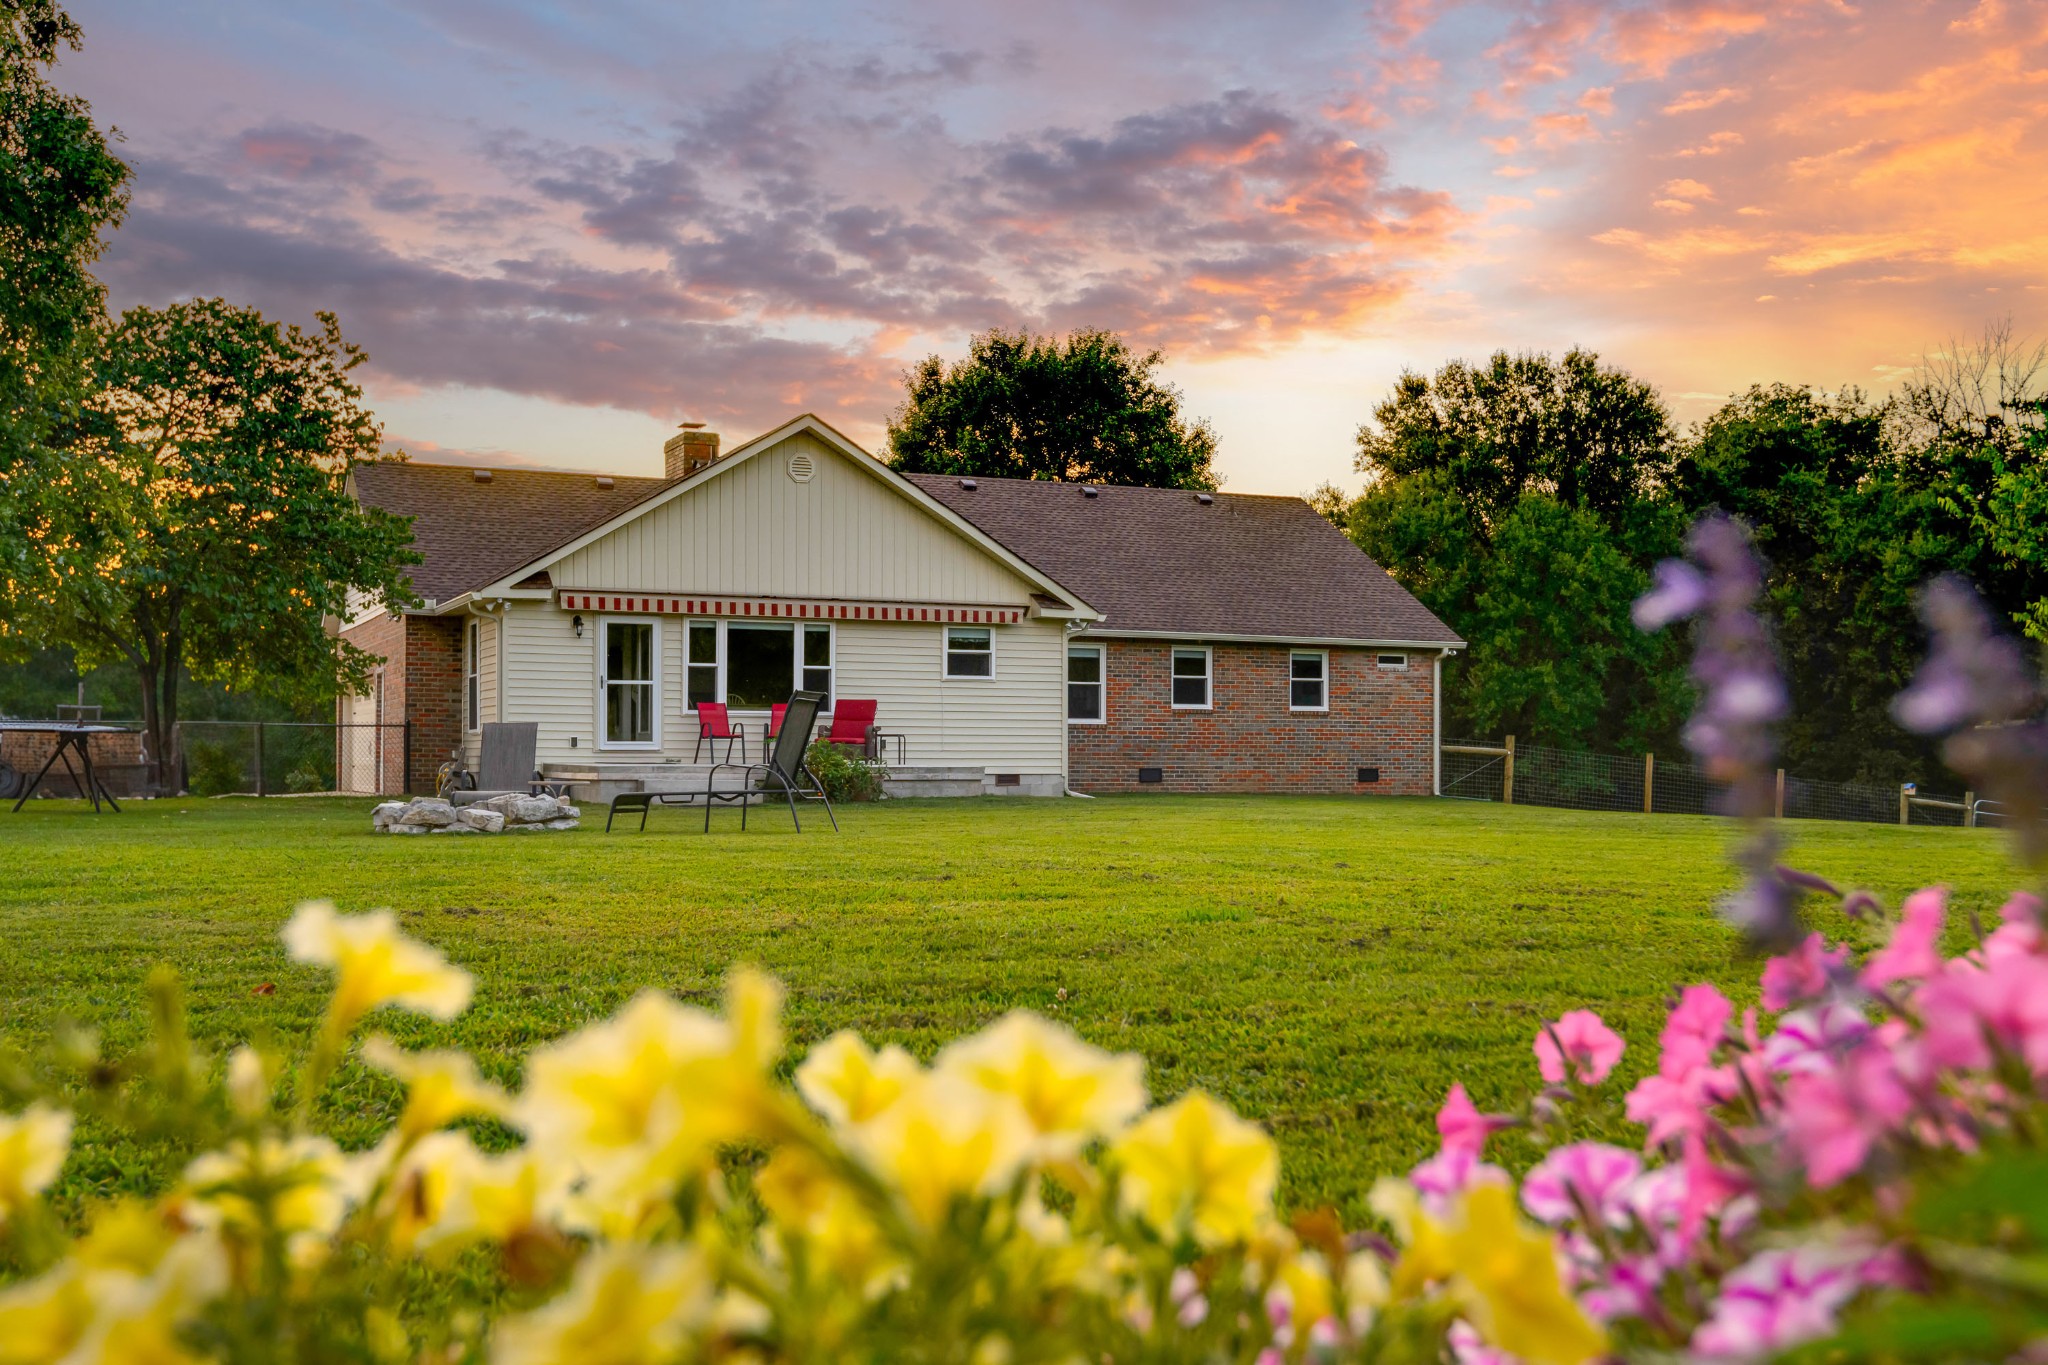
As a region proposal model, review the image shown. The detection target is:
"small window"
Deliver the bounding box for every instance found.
[1171,648,1211,709]
[803,624,834,705]
[465,620,481,731]
[1291,651,1327,711]
[945,626,993,678]
[1377,652,1409,670]
[1068,645,1104,723]
[686,621,718,711]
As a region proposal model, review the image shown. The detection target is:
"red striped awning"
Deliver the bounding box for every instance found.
[555,592,1026,625]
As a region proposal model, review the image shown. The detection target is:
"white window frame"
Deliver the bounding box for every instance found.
[1289,650,1329,712]
[596,615,661,751]
[684,619,720,714]
[1170,647,1212,710]
[1377,652,1409,671]
[942,625,996,680]
[464,620,481,732]
[1067,643,1106,725]
[680,619,837,716]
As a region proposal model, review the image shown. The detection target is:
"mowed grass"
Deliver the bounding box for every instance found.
[0,793,2020,1223]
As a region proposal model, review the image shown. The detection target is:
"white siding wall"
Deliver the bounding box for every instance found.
[461,616,501,769]
[494,603,1067,776]
[550,431,1031,607]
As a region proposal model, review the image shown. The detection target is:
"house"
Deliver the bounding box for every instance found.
[340,413,1463,800]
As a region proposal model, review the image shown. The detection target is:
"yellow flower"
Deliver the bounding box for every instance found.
[425,1147,564,1253]
[1371,1178,1454,1300]
[0,1263,93,1365]
[282,901,473,1029]
[755,1146,898,1293]
[850,1073,1033,1233]
[794,1031,922,1128]
[1439,1183,1607,1365]
[935,1012,1146,1157]
[491,1243,711,1365]
[362,1036,508,1139]
[513,976,784,1212]
[226,1047,272,1119]
[0,1103,71,1227]
[1110,1090,1276,1247]
[182,1135,364,1244]
[371,1131,483,1254]
[0,1230,226,1365]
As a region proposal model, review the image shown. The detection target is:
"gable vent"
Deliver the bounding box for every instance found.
[471,468,493,483]
[594,476,614,489]
[787,451,816,483]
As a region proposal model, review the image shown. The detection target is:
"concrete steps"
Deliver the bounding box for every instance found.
[539,760,1043,803]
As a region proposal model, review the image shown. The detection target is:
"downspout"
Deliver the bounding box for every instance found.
[1432,650,1445,796]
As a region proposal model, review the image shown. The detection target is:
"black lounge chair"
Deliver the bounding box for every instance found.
[702,691,838,832]
[441,722,569,804]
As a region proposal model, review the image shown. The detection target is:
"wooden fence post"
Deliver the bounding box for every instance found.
[1964,790,1976,828]
[1899,784,1912,826]
[1503,735,1516,806]
[1643,753,1654,813]
[1775,768,1785,820]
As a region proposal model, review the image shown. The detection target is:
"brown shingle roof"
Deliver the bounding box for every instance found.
[905,475,1462,646]
[349,462,673,604]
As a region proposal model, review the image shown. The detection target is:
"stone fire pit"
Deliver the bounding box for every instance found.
[371,793,580,834]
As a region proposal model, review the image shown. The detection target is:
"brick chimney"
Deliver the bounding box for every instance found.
[663,422,720,479]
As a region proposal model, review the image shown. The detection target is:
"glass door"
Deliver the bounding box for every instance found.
[601,620,657,747]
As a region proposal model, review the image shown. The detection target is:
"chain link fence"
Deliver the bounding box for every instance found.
[1442,736,1984,830]
[176,722,411,797]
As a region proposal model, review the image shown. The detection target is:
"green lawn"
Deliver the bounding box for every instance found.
[0,793,2021,1223]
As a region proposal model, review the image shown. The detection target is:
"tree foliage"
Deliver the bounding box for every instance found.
[886,327,1219,488]
[0,0,128,632]
[11,301,418,787]
[1347,350,1687,750]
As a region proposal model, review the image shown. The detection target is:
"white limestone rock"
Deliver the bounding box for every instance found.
[542,818,580,830]
[456,806,506,833]
[396,799,457,829]
[370,801,409,830]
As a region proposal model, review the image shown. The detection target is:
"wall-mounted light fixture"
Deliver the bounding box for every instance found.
[572,614,584,639]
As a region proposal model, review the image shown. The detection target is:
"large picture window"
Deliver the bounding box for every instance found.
[944,626,993,678]
[1171,648,1211,709]
[680,620,836,714]
[1290,651,1327,711]
[1067,645,1104,723]
[601,619,657,748]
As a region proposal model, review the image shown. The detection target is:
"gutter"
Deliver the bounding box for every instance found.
[1078,627,1464,651]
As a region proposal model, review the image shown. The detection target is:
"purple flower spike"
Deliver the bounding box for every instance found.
[1893,576,2038,734]
[1634,559,1710,631]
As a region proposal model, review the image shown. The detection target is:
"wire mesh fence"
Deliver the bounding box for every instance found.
[176,722,411,797]
[1442,735,1983,831]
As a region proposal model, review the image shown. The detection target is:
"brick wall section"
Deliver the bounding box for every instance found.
[337,612,463,794]
[1067,641,1437,795]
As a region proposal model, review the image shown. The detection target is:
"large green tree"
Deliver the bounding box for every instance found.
[885,327,1219,488]
[0,0,129,635]
[1345,349,1687,750]
[14,301,419,788]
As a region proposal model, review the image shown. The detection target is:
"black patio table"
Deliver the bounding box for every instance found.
[1,720,135,813]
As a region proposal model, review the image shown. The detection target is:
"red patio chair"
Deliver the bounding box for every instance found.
[822,699,877,755]
[762,702,788,757]
[693,701,746,764]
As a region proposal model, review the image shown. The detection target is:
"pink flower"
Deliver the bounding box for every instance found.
[1521,1141,1642,1226]
[1660,984,1734,1078]
[1760,933,1847,1011]
[1691,1248,1865,1359]
[1977,894,2043,965]
[1409,1146,1508,1215]
[1447,1320,1518,1365]
[1435,1082,1511,1158]
[1919,952,2048,1076]
[1680,1130,1750,1241]
[1625,1069,1712,1146]
[1578,1255,1666,1323]
[1534,1009,1627,1085]
[1779,1043,1912,1187]
[1863,887,1946,988]
[1763,1002,1873,1077]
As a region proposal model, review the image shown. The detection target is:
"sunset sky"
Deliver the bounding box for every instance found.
[63,0,2048,494]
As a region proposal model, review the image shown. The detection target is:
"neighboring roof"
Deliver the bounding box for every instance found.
[349,462,672,604]
[905,475,1463,646]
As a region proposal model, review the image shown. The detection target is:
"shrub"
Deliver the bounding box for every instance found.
[184,739,245,796]
[804,738,884,802]
[282,761,327,794]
